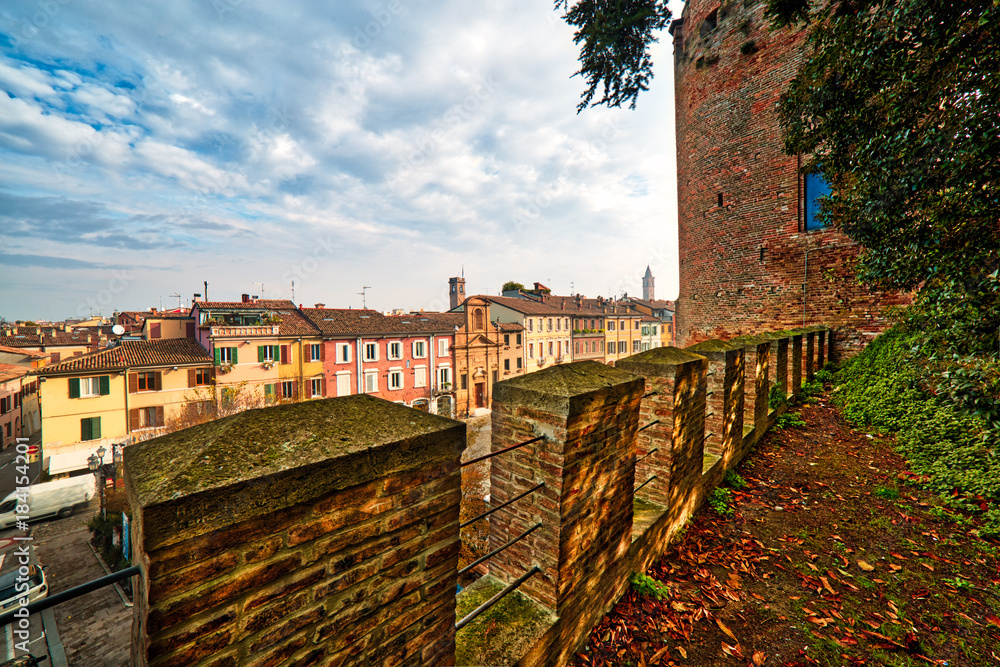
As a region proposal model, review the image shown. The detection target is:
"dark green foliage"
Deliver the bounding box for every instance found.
[775,411,807,430]
[769,385,793,409]
[501,281,526,292]
[724,469,748,490]
[557,0,671,111]
[835,325,1000,538]
[708,487,734,515]
[772,0,1000,301]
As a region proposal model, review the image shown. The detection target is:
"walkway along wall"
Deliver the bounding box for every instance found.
[122,327,833,666]
[454,326,833,666]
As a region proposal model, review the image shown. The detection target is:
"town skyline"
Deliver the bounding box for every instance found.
[0,0,684,322]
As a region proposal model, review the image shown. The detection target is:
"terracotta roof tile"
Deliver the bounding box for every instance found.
[0,345,46,358]
[35,339,212,375]
[0,333,96,348]
[302,309,460,336]
[0,364,29,384]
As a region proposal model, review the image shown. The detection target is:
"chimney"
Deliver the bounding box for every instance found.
[242,293,251,303]
[560,301,565,310]
[315,303,325,309]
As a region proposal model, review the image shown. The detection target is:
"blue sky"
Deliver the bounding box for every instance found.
[0,0,682,321]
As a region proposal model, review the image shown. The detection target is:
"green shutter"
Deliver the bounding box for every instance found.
[258,346,265,363]
[264,383,274,397]
[92,417,101,439]
[99,375,110,395]
[214,348,221,366]
[68,378,80,399]
[231,347,238,364]
[81,418,91,441]
[272,345,280,361]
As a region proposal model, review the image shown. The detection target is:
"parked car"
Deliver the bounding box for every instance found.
[0,545,47,613]
[0,476,96,529]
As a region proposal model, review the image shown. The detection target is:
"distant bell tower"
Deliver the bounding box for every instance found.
[642,265,655,301]
[449,276,466,310]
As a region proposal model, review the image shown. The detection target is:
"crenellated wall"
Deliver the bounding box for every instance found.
[123,327,832,667]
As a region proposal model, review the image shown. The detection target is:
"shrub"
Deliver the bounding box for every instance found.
[708,487,734,516]
[630,572,671,599]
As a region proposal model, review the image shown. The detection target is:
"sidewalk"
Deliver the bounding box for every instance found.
[32,505,131,667]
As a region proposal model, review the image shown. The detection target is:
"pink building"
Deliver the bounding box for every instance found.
[301,309,462,416]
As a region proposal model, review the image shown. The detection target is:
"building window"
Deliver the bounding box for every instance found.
[281,381,295,399]
[364,371,378,393]
[216,347,236,365]
[548,341,554,356]
[528,343,534,358]
[309,344,322,362]
[438,367,452,387]
[608,321,615,331]
[633,340,640,352]
[337,343,352,363]
[137,407,159,429]
[190,368,212,386]
[258,345,279,363]
[516,358,522,369]
[363,342,379,362]
[516,333,522,345]
[388,342,402,360]
[503,334,510,346]
[438,339,449,357]
[473,309,485,331]
[311,378,323,397]
[804,171,831,230]
[504,359,510,371]
[412,341,426,358]
[414,366,427,387]
[80,417,101,441]
[619,341,627,353]
[264,383,276,402]
[634,320,640,330]
[460,374,468,390]
[137,372,157,392]
[81,377,102,397]
[547,318,553,331]
[528,319,533,332]
[389,371,403,390]
[555,318,560,331]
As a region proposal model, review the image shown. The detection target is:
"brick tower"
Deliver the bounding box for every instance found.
[670,0,905,354]
[642,265,655,301]
[449,275,466,310]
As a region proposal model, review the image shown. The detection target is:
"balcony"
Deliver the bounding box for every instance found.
[208,325,280,337]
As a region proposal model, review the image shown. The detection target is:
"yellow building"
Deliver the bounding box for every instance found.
[602,306,643,366]
[192,299,324,406]
[482,296,573,373]
[33,338,213,476]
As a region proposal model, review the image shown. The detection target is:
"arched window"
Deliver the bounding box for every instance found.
[473,308,485,331]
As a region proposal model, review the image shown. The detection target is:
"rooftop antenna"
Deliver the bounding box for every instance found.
[253,282,265,299]
[170,292,182,309]
[358,286,371,309]
[290,280,295,301]
[570,281,574,295]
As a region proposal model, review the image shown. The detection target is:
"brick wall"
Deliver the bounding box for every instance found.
[672,0,907,354]
[125,395,463,667]
[485,361,643,666]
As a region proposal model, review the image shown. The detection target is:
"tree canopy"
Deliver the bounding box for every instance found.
[501,281,526,292]
[774,0,999,298]
[557,0,672,112]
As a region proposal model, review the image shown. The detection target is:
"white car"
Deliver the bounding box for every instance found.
[0,475,96,529]
[0,548,48,612]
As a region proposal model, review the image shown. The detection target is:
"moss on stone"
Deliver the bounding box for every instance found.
[493,360,643,416]
[455,575,555,666]
[687,339,737,353]
[125,394,462,507]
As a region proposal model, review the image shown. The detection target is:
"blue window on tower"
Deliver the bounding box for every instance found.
[804,171,831,230]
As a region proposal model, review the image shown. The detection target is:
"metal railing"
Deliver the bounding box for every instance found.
[456,435,547,630]
[0,566,140,628]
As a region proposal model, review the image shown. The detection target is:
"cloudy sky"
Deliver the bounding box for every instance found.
[0,0,682,321]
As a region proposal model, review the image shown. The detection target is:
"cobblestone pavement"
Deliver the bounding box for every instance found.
[31,502,131,667]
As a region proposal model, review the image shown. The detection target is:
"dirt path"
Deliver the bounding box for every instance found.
[576,390,1000,666]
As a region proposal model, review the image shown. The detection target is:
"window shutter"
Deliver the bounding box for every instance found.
[100,375,110,395]
[129,409,139,432]
[156,406,165,427]
[81,418,91,441]
[186,321,195,337]
[265,383,274,398]
[273,345,281,362]
[151,323,161,339]
[93,417,101,439]
[280,345,289,364]
[128,374,138,394]
[214,348,221,366]
[188,369,196,387]
[69,378,80,399]
[258,346,265,363]
[154,372,162,391]
[210,367,217,383]
[319,344,325,362]
[292,381,298,401]
[321,378,327,396]
[231,348,238,365]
